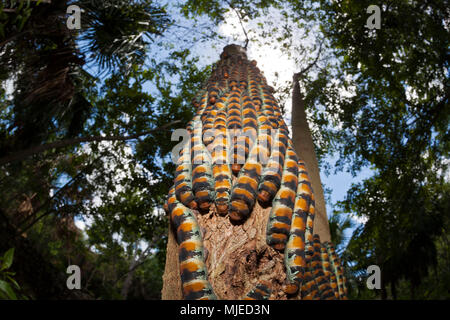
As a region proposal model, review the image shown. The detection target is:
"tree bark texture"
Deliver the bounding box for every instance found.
[291,77,331,242]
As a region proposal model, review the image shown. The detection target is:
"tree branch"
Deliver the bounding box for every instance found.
[0,120,181,166]
[224,0,250,49]
[294,40,324,82]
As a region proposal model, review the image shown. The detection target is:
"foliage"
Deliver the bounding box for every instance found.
[0,248,28,300]
[311,0,449,298]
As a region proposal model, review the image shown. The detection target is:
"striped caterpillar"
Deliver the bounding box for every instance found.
[266,144,298,250]
[165,187,216,300]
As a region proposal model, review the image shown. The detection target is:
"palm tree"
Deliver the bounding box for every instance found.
[1,0,170,158]
[328,211,355,255]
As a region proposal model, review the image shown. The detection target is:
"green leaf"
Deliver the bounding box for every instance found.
[1,248,14,270]
[6,276,20,290]
[0,280,17,300]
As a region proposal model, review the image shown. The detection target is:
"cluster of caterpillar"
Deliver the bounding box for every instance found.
[164,44,348,300]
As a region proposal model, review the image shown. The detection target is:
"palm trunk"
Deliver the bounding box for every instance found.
[291,75,331,242]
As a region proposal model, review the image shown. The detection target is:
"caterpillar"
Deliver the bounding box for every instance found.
[227,87,244,175]
[241,93,258,160]
[325,242,348,299]
[311,234,336,299]
[210,101,232,215]
[283,160,311,295]
[166,187,217,300]
[257,128,288,207]
[320,242,340,299]
[174,145,197,210]
[191,119,215,213]
[298,185,321,300]
[266,145,299,251]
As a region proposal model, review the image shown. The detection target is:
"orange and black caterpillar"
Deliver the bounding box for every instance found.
[174,146,197,210]
[320,241,340,299]
[210,101,232,215]
[310,234,336,299]
[190,118,215,212]
[283,160,311,295]
[325,242,348,299]
[165,187,216,300]
[257,128,288,207]
[266,144,298,250]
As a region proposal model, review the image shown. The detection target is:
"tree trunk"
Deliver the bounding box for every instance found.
[291,76,331,242]
[121,255,138,299]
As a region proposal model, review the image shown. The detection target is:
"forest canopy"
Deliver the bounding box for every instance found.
[0,0,448,300]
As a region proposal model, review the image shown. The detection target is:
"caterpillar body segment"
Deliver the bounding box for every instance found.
[191,120,215,213]
[166,188,216,300]
[283,162,312,295]
[266,146,299,251]
[242,281,272,300]
[320,243,340,299]
[325,242,348,299]
[174,146,197,210]
[311,235,336,300]
[228,116,271,222]
[257,128,288,207]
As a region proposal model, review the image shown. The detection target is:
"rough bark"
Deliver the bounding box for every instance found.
[291,76,331,242]
[162,203,290,299]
